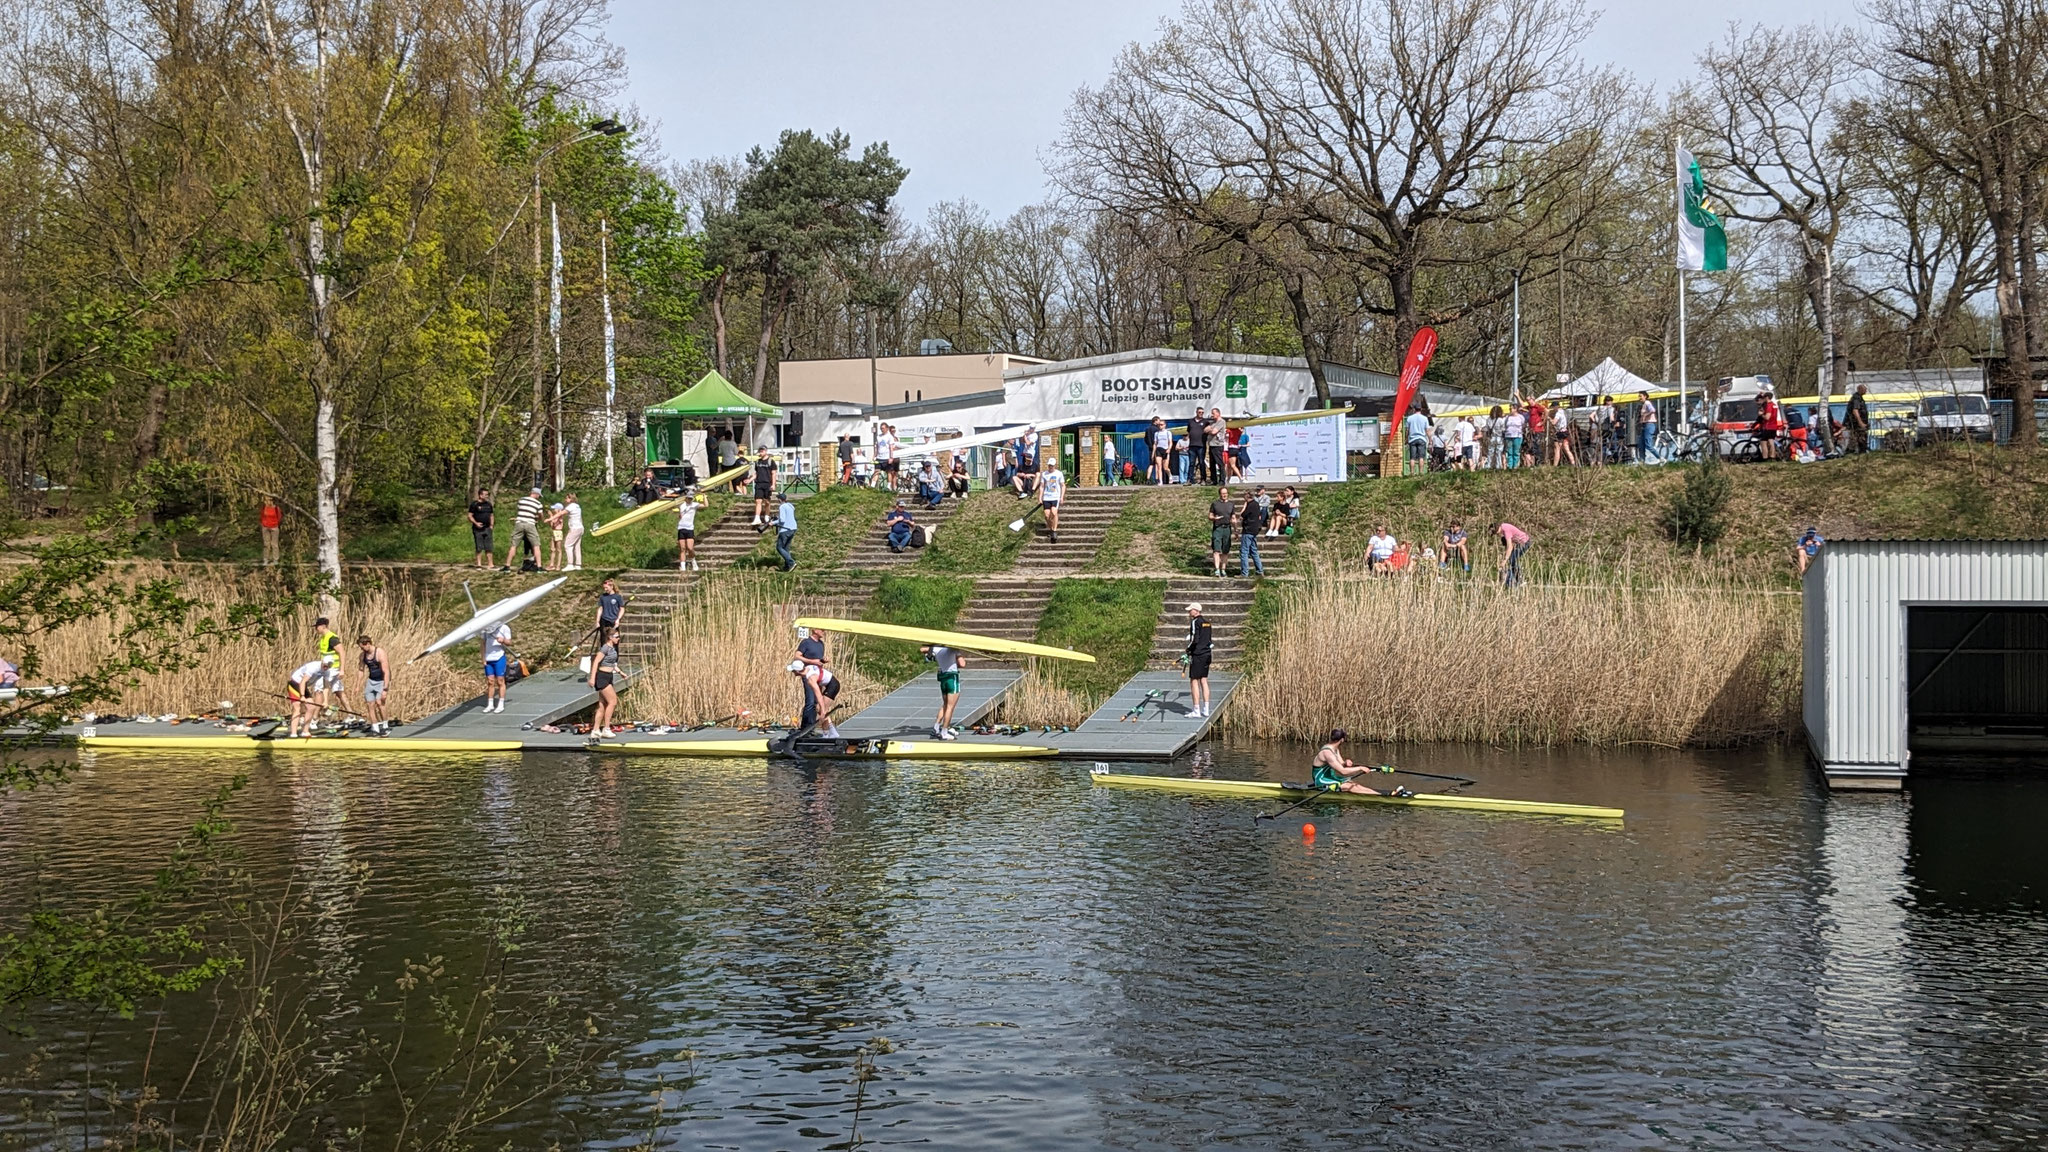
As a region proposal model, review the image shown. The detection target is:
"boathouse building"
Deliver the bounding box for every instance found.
[1805,539,2048,789]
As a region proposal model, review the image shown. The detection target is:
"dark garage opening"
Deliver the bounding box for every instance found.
[1909,606,2048,767]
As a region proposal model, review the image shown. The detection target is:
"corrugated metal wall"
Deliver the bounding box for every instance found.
[1812,541,2048,774]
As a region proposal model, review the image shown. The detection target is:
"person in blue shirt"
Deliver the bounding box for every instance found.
[1403,408,1429,473]
[775,493,798,571]
[1796,527,1825,575]
[886,501,915,552]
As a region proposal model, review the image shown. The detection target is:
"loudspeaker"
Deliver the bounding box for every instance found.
[625,412,642,438]
[786,411,804,442]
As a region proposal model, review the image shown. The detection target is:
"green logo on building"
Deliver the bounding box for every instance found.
[1064,380,1085,404]
[1225,374,1248,399]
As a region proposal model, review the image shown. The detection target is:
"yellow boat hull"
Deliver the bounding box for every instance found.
[82,734,524,753]
[1089,771,1624,820]
[598,738,1055,760]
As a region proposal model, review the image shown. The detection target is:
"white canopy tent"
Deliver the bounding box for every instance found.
[1539,357,1660,402]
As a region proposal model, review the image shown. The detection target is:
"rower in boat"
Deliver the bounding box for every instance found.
[1311,729,1410,797]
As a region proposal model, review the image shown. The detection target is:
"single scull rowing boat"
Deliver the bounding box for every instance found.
[1089,771,1624,820]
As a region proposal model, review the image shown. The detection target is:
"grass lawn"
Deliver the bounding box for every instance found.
[916,489,1034,573]
[1035,577,1165,701]
[850,574,975,685]
[725,484,896,571]
[1089,486,1216,575]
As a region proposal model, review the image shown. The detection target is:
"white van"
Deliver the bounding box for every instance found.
[1916,394,1993,444]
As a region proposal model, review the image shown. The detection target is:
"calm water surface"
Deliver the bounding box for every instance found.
[1,743,2044,1150]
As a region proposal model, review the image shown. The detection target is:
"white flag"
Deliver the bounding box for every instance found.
[1676,145,1728,272]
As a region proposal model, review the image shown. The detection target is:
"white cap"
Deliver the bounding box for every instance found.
[1186,603,1202,614]
[785,660,805,673]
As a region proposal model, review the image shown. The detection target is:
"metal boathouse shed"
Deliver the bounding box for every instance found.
[1805,539,2048,789]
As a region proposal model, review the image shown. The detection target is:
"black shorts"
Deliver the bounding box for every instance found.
[472,527,493,552]
[1042,499,1060,512]
[1188,654,1212,680]
[593,670,615,691]
[677,528,695,540]
[754,483,773,499]
[820,677,840,701]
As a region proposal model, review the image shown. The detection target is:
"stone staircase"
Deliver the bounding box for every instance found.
[951,576,1059,663]
[1227,524,1295,576]
[1011,486,1139,574]
[842,495,968,569]
[688,502,771,569]
[606,570,883,665]
[1148,577,1260,669]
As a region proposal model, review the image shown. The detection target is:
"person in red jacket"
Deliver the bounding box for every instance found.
[260,498,282,565]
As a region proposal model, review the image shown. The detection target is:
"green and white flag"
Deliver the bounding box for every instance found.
[1675,145,1727,272]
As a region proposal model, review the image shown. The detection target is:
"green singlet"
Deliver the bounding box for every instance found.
[1312,746,1346,790]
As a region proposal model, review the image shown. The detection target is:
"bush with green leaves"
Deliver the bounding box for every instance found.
[1664,458,1732,550]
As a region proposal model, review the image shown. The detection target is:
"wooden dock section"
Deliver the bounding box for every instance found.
[950,669,1240,761]
[401,668,628,750]
[834,669,1021,738]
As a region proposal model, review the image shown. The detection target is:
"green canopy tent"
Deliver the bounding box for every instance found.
[642,371,784,466]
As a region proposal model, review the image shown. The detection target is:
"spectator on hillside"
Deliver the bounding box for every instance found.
[1367,525,1398,574]
[774,492,798,571]
[1637,391,1660,464]
[1454,414,1479,470]
[1551,404,1578,466]
[1496,521,1531,588]
[1237,488,1267,577]
[260,498,283,565]
[1846,385,1871,453]
[1524,401,1547,467]
[837,434,855,485]
[751,450,778,529]
[1208,486,1234,578]
[886,501,916,552]
[1755,390,1785,461]
[1485,406,1506,469]
[717,428,739,474]
[1173,432,1189,484]
[1796,526,1826,575]
[916,459,943,509]
[1100,434,1119,486]
[504,488,544,572]
[1232,425,1252,476]
[1270,486,1301,536]
[1503,404,1527,469]
[468,488,495,569]
[1440,521,1470,574]
[546,502,568,570]
[628,469,660,507]
[1204,408,1229,484]
[1187,407,1209,484]
[1787,404,1811,459]
[1149,416,1172,484]
[948,455,971,499]
[1012,429,1042,500]
[562,493,584,570]
[876,423,899,491]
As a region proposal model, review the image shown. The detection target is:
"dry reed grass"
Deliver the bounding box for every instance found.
[992,665,1092,729]
[632,576,885,726]
[1233,564,1801,745]
[42,564,473,717]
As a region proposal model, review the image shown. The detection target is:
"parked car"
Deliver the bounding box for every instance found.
[1916,394,1993,444]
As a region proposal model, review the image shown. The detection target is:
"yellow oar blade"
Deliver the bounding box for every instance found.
[792,617,1097,663]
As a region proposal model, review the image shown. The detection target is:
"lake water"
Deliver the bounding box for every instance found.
[1,743,2043,1150]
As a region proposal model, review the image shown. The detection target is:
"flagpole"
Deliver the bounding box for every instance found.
[549,201,564,491]
[1511,270,1522,404]
[1678,267,1688,433]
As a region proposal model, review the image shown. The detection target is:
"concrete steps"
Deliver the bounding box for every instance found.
[1148,578,1259,669]
[1011,486,1139,574]
[687,502,770,568]
[609,570,701,661]
[952,576,1059,662]
[842,495,967,569]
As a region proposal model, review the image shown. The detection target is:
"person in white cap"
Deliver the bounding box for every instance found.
[1183,603,1214,718]
[788,658,842,737]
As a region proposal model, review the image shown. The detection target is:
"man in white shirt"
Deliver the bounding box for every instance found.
[481,621,512,713]
[562,493,585,570]
[1039,466,1066,543]
[1367,525,1398,574]
[923,644,964,739]
[675,487,706,570]
[1454,416,1478,470]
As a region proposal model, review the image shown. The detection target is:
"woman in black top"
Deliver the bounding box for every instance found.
[587,628,622,737]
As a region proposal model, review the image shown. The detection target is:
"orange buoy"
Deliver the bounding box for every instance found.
[1302,822,1316,841]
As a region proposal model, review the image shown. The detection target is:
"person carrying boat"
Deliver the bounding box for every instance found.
[286,656,330,737]
[1312,730,1408,796]
[676,485,707,571]
[480,620,512,713]
[788,658,843,738]
[922,644,963,740]
[357,634,392,735]
[587,627,622,738]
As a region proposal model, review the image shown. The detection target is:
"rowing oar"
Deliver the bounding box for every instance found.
[688,709,750,732]
[562,625,600,658]
[1006,503,1043,533]
[1255,785,1332,823]
[263,689,366,719]
[1366,764,1476,785]
[1119,689,1164,722]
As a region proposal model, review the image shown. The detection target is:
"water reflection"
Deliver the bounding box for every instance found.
[0,743,2043,1149]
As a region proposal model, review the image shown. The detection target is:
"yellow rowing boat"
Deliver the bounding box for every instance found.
[1088,771,1624,819]
[81,734,524,752]
[589,462,750,537]
[598,737,1055,760]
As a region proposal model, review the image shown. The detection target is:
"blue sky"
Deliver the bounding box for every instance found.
[609,0,1864,218]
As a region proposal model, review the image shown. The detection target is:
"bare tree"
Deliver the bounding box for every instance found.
[1694,23,1867,399]
[1869,0,2048,445]
[1059,0,1623,403]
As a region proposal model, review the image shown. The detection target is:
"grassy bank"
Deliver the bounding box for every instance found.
[994,578,1165,728]
[1232,571,1800,746]
[849,574,973,684]
[1089,488,1216,575]
[917,489,1033,573]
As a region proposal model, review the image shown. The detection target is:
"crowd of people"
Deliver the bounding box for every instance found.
[1403,393,1667,472]
[467,486,586,573]
[1365,520,1534,587]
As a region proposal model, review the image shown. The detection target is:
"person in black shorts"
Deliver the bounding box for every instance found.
[586,627,622,738]
[467,488,494,569]
[1183,603,1214,718]
[751,451,777,531]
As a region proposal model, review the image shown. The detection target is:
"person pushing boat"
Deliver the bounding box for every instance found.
[357,634,391,734]
[286,656,330,737]
[922,644,963,740]
[1311,729,1409,796]
[788,658,843,739]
